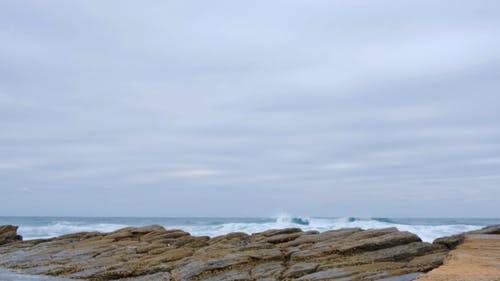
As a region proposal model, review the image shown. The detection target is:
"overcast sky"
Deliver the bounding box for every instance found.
[1,0,500,217]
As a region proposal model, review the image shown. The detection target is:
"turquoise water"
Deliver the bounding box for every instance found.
[1,216,499,242]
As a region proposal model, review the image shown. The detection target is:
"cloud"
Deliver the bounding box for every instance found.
[0,163,20,170]
[0,0,499,216]
[323,163,361,171]
[466,157,500,165]
[168,169,225,178]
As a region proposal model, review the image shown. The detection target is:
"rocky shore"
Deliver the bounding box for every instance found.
[0,224,498,281]
[417,226,500,281]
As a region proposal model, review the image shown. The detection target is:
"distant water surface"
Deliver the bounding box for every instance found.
[1,216,499,242]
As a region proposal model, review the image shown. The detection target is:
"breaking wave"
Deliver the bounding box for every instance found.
[3,215,497,242]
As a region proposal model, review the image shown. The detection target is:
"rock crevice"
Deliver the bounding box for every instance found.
[0,225,457,281]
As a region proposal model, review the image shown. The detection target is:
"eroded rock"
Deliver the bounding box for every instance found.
[419,232,500,281]
[0,225,456,280]
[0,225,22,245]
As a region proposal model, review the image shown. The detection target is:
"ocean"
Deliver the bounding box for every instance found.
[2,215,499,243]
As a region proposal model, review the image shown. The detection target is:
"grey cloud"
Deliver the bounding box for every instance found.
[1,0,500,217]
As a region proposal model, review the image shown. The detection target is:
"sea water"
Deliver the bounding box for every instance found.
[1,215,499,243]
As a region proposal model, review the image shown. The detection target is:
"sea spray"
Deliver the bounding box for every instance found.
[1,216,498,242]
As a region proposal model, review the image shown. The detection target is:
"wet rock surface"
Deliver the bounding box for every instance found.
[0,225,452,280]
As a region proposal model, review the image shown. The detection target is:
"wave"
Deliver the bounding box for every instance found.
[275,213,310,225]
[9,215,494,242]
[19,221,128,240]
[372,217,396,224]
[159,215,485,242]
[291,217,310,225]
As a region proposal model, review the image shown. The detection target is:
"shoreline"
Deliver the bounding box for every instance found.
[1,224,499,281]
[2,216,496,243]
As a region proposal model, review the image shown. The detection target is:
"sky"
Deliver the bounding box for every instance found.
[1,0,500,217]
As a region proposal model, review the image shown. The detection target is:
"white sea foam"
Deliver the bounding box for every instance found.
[12,215,489,242]
[174,216,482,242]
[19,222,127,240]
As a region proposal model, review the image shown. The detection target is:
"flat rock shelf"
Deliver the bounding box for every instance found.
[417,234,500,281]
[0,224,498,281]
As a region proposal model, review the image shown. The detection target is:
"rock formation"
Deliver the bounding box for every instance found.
[0,225,451,280]
[433,224,500,250]
[0,225,22,245]
[418,226,500,281]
